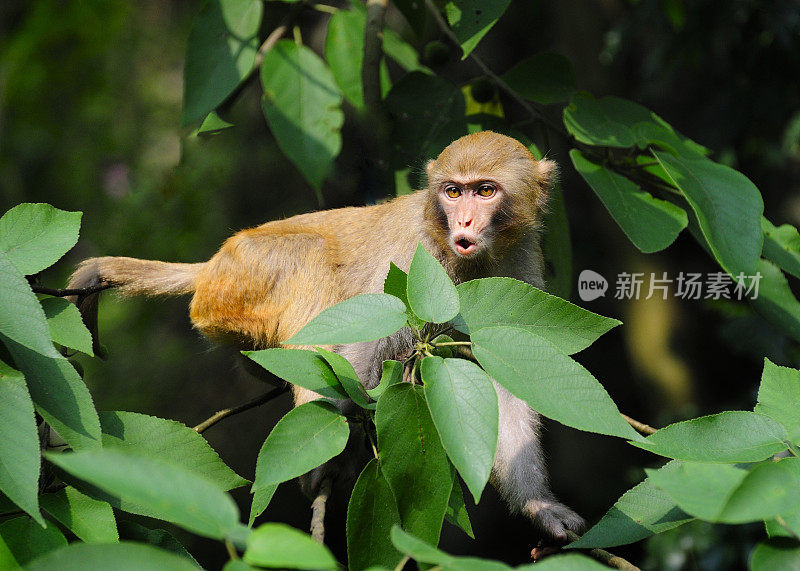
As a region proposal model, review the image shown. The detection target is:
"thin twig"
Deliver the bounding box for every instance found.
[621,414,657,436]
[225,539,238,560]
[254,3,307,70]
[193,387,288,434]
[424,0,564,136]
[31,283,113,297]
[362,0,388,110]
[394,555,411,571]
[566,531,641,570]
[775,516,800,542]
[310,478,332,544]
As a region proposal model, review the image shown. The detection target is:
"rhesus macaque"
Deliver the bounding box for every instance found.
[68,131,585,541]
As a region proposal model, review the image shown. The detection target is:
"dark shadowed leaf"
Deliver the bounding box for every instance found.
[182,0,262,125]
[376,384,452,544]
[570,150,687,253]
[0,517,66,567]
[347,459,402,571]
[654,150,763,275]
[445,478,475,538]
[502,52,576,105]
[444,0,512,58]
[568,471,692,549]
[261,40,344,193]
[118,521,198,564]
[750,258,800,343]
[762,217,800,279]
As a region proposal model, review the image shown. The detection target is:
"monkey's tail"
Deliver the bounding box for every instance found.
[67,257,205,357]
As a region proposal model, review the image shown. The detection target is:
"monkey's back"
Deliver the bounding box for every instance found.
[189,192,430,348]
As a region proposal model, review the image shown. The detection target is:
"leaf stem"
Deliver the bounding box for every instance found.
[433,341,472,346]
[193,387,288,433]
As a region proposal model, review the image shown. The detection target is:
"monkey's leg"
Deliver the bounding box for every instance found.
[490,383,585,543]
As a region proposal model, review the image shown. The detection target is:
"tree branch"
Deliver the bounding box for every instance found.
[565,531,641,570]
[310,478,332,543]
[621,414,657,436]
[362,0,388,110]
[31,283,113,297]
[193,387,288,434]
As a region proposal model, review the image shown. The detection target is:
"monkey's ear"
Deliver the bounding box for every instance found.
[425,160,436,176]
[535,158,556,205]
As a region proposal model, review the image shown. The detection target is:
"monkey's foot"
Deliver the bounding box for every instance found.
[530,541,563,561]
[526,501,585,545]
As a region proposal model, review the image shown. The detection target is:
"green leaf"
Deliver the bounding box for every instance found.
[0,251,100,450]
[45,448,240,540]
[253,400,349,490]
[196,111,235,135]
[0,517,66,567]
[316,348,370,408]
[750,538,800,571]
[0,203,81,275]
[454,277,620,354]
[762,218,800,279]
[25,542,200,571]
[261,40,344,192]
[421,357,497,503]
[393,0,427,33]
[244,523,338,570]
[244,348,347,400]
[630,411,788,463]
[285,294,407,345]
[445,478,474,538]
[99,411,249,490]
[383,27,430,73]
[347,459,402,571]
[751,258,800,343]
[384,262,425,330]
[182,0,263,125]
[654,150,763,275]
[376,384,452,544]
[407,243,459,323]
[366,360,404,401]
[756,359,800,442]
[40,297,94,356]
[0,361,42,527]
[385,72,467,182]
[326,7,367,109]
[40,486,118,544]
[766,512,800,539]
[569,150,687,253]
[563,93,707,157]
[248,484,277,527]
[647,458,800,523]
[444,0,511,59]
[501,52,576,105]
[541,179,573,298]
[471,326,641,440]
[118,521,198,565]
[567,472,692,549]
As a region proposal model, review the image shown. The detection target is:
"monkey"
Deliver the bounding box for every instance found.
[67,130,585,542]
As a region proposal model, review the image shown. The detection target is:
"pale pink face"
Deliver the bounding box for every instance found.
[438,179,504,257]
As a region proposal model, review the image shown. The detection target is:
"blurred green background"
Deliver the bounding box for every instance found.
[1,0,799,568]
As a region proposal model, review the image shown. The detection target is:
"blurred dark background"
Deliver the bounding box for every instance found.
[1,0,799,569]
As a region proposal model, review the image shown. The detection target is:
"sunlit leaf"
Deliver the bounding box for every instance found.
[0,203,81,275]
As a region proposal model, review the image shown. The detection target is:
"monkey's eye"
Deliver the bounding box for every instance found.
[477,184,496,197]
[444,186,461,199]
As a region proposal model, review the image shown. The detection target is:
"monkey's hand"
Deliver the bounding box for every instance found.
[525,500,585,545]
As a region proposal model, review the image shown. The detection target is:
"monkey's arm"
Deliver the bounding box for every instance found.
[491,383,585,542]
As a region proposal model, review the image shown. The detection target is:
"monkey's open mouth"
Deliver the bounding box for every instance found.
[455,238,478,255]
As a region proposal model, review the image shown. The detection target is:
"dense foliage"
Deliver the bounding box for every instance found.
[1,0,799,569]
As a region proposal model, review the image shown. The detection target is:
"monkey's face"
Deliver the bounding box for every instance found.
[438,180,504,258]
